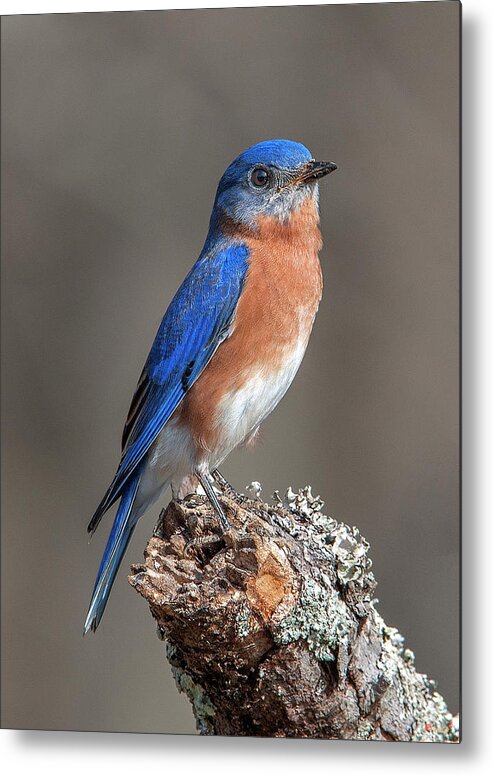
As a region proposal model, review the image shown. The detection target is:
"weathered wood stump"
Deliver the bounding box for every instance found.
[129,485,459,741]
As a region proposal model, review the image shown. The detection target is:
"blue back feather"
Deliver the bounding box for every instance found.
[88,238,250,533]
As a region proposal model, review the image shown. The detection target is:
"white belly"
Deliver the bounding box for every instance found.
[210,338,308,466]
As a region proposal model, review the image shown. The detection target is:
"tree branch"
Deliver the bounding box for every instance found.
[129,485,459,741]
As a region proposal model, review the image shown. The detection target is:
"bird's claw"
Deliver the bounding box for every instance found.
[222,527,242,552]
[184,532,225,558]
[184,527,244,559]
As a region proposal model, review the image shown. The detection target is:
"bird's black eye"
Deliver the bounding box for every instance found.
[250,166,270,188]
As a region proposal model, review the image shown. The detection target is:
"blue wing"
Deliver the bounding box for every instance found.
[87,241,250,535]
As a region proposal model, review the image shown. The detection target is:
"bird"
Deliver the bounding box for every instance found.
[84,139,337,633]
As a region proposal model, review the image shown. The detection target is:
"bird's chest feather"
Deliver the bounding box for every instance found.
[178,198,323,458]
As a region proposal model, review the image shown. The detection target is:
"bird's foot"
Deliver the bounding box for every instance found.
[184,532,225,558]
[184,527,241,559]
[184,471,247,560]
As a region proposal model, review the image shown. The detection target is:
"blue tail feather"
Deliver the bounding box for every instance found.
[83,468,142,634]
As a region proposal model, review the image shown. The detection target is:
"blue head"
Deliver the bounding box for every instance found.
[211,139,337,231]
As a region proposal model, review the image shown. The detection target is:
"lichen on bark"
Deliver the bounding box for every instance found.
[129,484,459,742]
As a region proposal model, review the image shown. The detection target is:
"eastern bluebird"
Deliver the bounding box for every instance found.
[84,139,337,633]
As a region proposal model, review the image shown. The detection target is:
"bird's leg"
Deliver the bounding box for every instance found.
[184,471,234,557]
[211,468,242,502]
[196,471,231,531]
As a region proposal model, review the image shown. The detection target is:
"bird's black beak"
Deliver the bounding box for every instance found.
[281,160,338,190]
[301,160,338,182]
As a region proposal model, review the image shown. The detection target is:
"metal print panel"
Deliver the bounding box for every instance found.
[1,1,460,740]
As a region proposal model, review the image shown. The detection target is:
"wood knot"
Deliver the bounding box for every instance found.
[246,555,290,621]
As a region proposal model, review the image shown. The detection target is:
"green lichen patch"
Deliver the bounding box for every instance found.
[270,486,374,590]
[166,642,216,734]
[235,602,253,639]
[273,485,325,517]
[373,608,459,743]
[356,718,378,740]
[273,574,354,662]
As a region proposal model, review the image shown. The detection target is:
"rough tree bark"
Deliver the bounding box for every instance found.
[129,484,459,742]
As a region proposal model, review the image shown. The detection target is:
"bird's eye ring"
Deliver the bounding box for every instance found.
[250,166,270,188]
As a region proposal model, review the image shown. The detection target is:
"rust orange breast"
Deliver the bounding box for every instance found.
[177,196,324,454]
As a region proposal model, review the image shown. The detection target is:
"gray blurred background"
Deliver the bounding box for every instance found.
[1,3,460,734]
